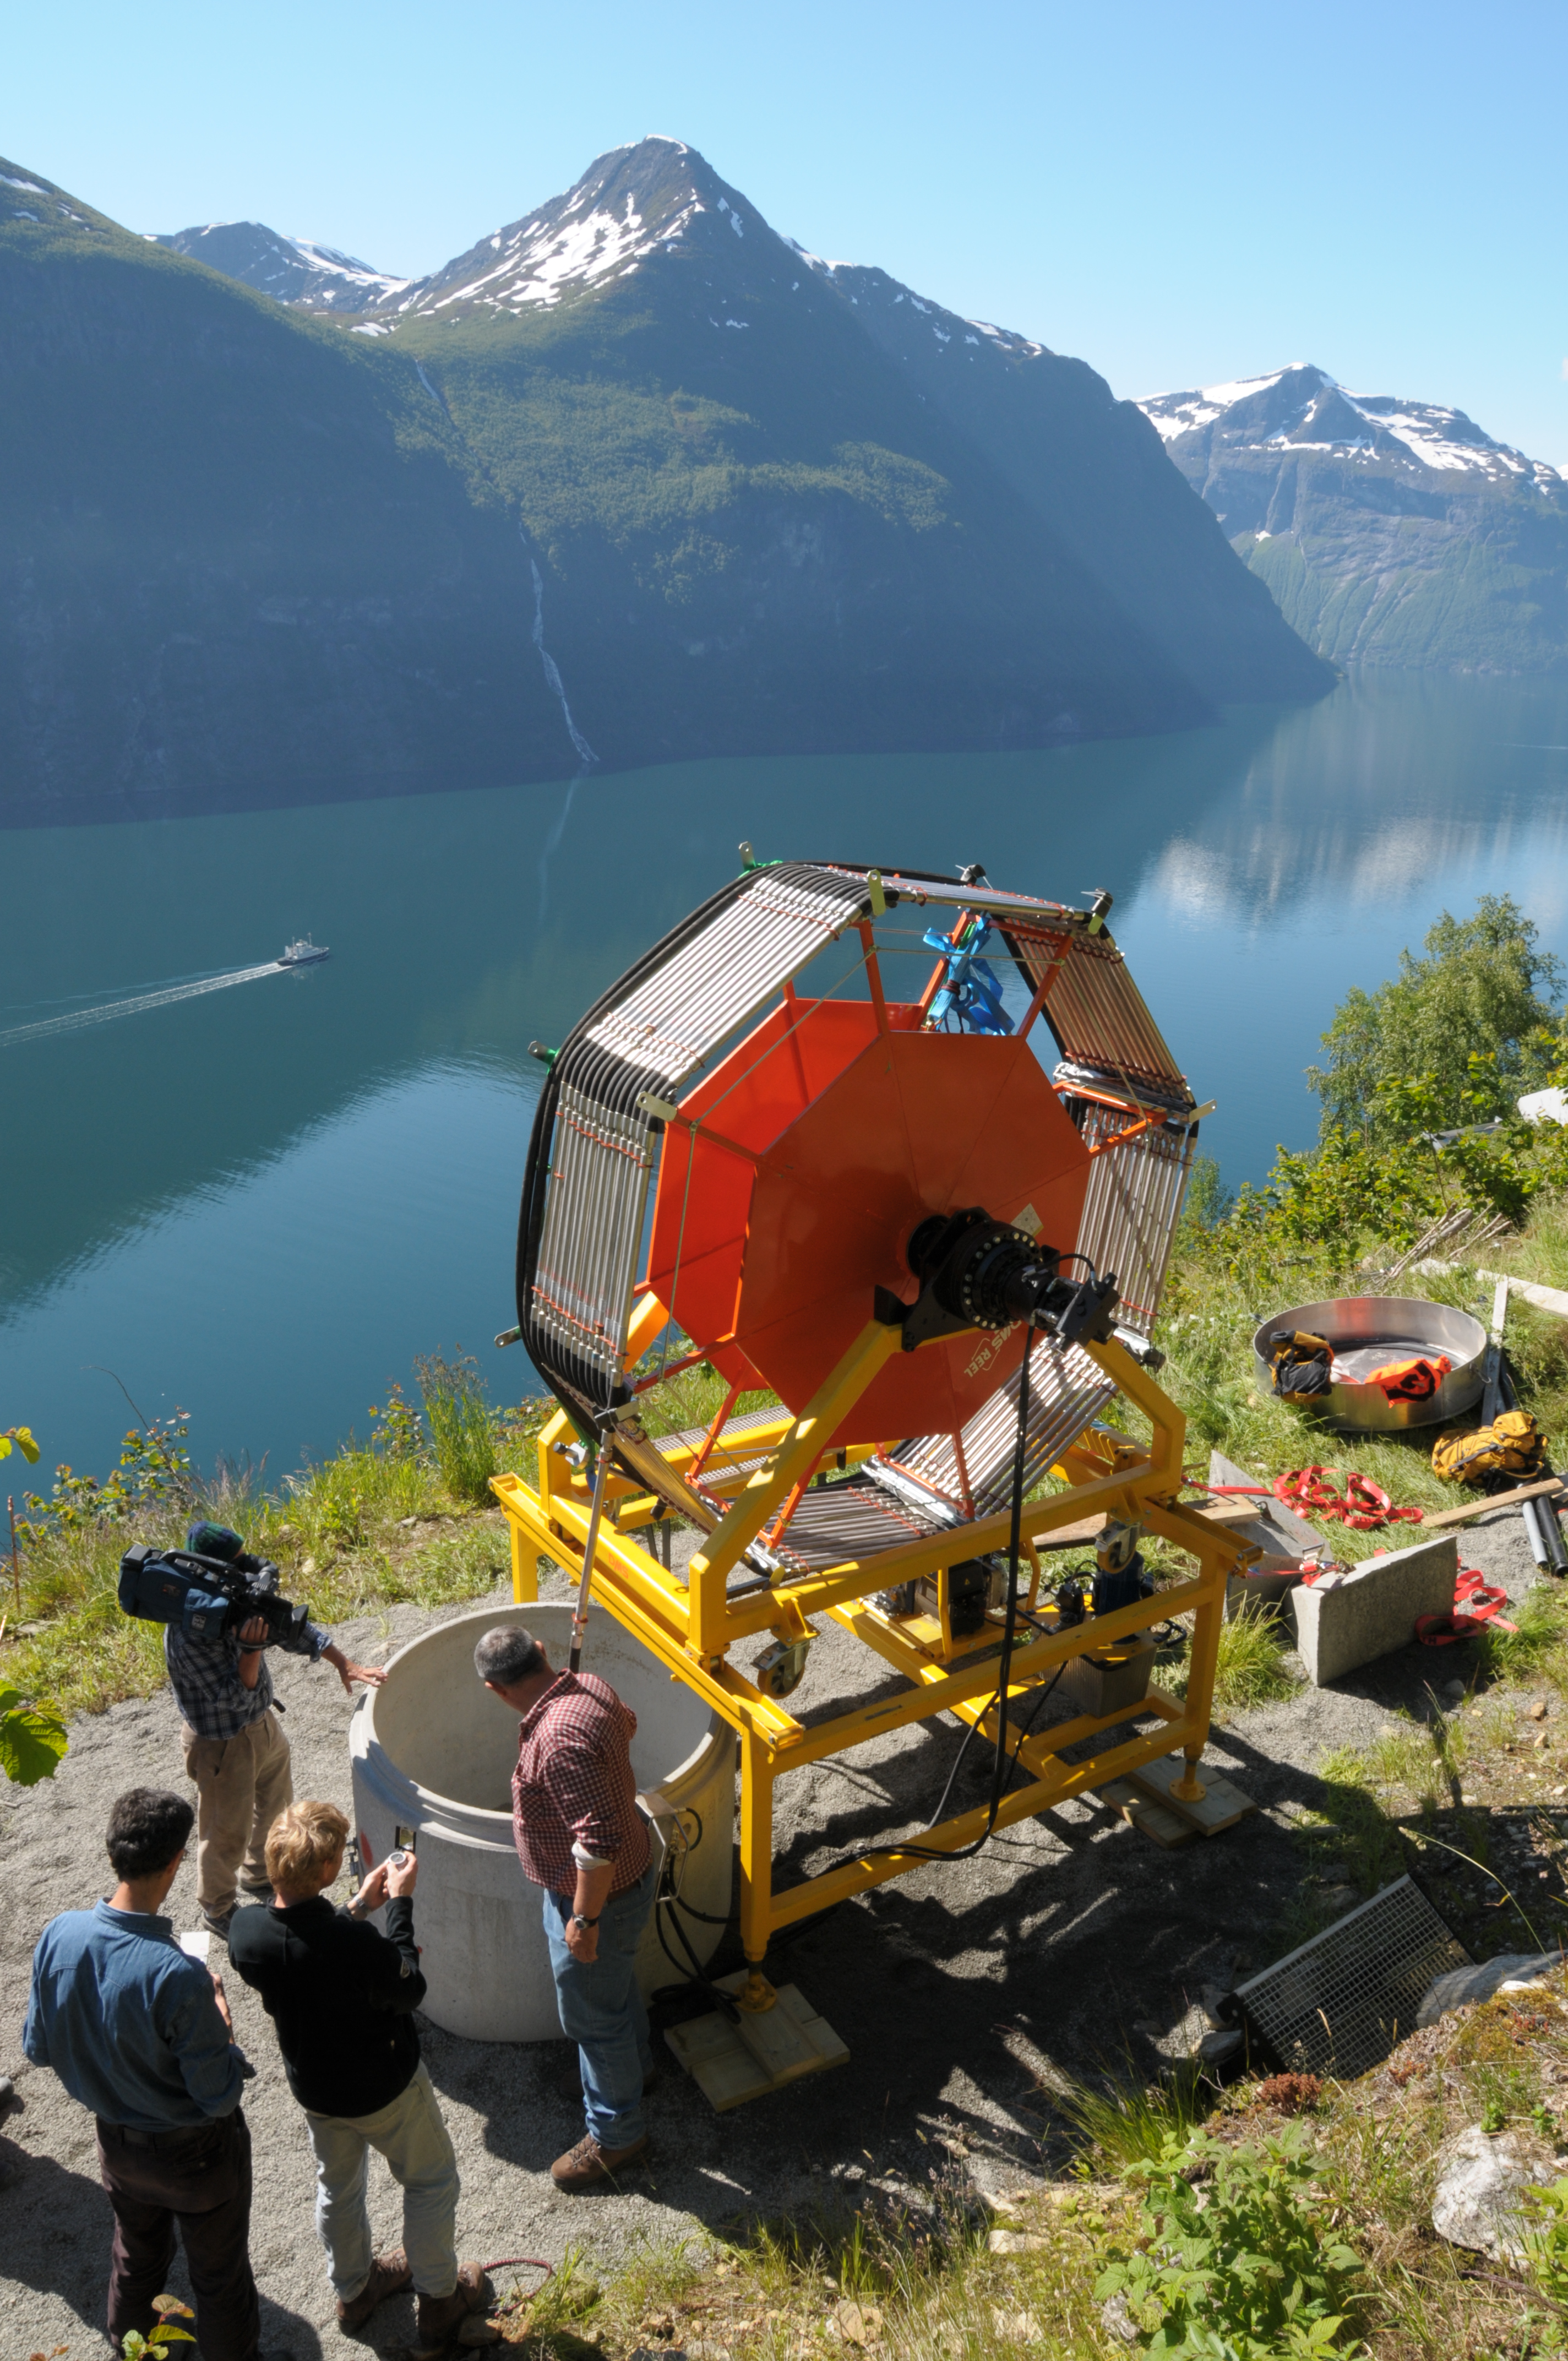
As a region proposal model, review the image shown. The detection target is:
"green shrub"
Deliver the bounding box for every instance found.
[1095,2124,1366,2358]
[415,1352,498,1504]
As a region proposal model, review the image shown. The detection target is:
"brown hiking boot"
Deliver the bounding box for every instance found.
[336,2250,411,2333]
[411,2264,492,2358]
[550,2131,650,2189]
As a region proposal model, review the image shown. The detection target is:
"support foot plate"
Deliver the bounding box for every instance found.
[665,1974,849,2110]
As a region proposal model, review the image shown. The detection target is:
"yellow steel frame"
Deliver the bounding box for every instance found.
[492,1289,1248,1971]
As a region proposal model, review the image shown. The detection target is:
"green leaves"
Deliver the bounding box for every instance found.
[0,1686,68,1785]
[19,1410,191,1538]
[1,1424,40,1464]
[1093,2125,1366,2359]
[1307,893,1564,1147]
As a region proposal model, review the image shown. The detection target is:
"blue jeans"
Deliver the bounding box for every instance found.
[542,1860,658,2151]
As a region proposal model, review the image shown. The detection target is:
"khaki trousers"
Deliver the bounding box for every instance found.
[182,1710,293,1917]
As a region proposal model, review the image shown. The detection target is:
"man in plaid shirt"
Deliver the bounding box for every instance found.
[476,1623,657,2189]
[167,1524,384,1942]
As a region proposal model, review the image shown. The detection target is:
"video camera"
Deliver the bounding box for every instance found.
[118,1522,310,1646]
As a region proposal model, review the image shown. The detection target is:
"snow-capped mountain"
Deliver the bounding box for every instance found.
[367,137,731,320]
[155,221,409,312]
[1137,363,1568,675]
[0,135,1331,822]
[1139,364,1559,492]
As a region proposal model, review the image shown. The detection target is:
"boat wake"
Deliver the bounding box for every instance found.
[0,962,286,1050]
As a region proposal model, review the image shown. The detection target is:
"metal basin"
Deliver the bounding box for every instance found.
[1251,1295,1487,1434]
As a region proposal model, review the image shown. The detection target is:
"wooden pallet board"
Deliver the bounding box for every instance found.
[1126,1754,1258,1836]
[1091,1776,1196,1849]
[665,1974,849,2110]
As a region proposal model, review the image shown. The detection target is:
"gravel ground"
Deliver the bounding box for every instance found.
[0,1504,1549,2358]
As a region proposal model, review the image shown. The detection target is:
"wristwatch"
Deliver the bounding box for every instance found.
[570,1912,600,1930]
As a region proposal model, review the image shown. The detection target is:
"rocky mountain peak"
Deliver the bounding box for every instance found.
[1139,364,1559,489]
[371,135,778,323]
[155,221,410,312]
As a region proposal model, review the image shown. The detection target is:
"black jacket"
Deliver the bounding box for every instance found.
[228,1895,424,2119]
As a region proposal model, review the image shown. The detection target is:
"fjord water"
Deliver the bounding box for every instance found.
[4,668,1567,1484]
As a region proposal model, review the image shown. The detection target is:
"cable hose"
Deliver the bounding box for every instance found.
[820,1309,1041,1876]
[651,1885,741,2020]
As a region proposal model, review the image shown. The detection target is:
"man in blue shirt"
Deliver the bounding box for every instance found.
[169,1523,383,1940]
[25,1786,263,2359]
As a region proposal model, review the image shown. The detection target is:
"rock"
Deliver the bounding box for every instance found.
[1431,2125,1555,2259]
[988,2228,1048,2255]
[1288,1536,1458,1685]
[832,2302,883,2347]
[1200,1981,1234,2030]
[1101,2291,1139,2347]
[1528,1698,1550,1720]
[1196,2029,1244,2070]
[1418,1953,1563,2027]
[990,2309,1043,2341]
[1442,1677,1468,1702]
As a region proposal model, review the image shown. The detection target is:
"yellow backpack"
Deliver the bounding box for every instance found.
[1431,1410,1545,1486]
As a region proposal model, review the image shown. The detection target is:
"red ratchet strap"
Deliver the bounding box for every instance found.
[1416,1566,1517,1644]
[1274,1466,1424,1531]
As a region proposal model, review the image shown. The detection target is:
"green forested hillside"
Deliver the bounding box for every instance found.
[1,142,1330,821]
[0,163,573,819]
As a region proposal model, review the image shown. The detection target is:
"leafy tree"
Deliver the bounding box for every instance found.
[1308,895,1565,1145]
[2,1418,67,1787]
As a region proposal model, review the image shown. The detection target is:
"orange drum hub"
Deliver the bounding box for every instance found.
[646,994,1092,1446]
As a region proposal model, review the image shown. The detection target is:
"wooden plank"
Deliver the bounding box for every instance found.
[665,1977,849,2111]
[1091,1776,1196,1849]
[1125,1754,1257,1836]
[1420,1476,1565,1531]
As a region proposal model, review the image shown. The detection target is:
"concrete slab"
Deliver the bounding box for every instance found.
[1288,1535,1458,1685]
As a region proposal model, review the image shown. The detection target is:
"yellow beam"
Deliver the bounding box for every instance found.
[762,1704,1190,1931]
[687,1320,902,1655]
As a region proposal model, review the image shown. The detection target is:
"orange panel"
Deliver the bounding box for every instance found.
[645,1003,1091,1445]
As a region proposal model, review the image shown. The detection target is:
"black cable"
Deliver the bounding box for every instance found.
[651,1885,741,2020]
[819,1311,1042,1876]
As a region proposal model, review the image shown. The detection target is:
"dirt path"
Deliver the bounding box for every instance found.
[0,1514,1542,2358]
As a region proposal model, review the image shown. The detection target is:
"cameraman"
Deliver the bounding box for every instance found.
[228,1802,490,2353]
[170,1523,384,1941]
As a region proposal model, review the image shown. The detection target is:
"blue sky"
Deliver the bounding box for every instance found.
[10,0,1567,465]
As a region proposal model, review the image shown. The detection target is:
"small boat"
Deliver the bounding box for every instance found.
[276,937,330,969]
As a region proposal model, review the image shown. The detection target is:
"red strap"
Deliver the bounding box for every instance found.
[1416,1570,1517,1640]
[1416,1612,1480,1646]
[1454,1568,1516,1629]
[1274,1466,1423,1530]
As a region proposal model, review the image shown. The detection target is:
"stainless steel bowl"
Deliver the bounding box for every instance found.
[1251,1294,1487,1434]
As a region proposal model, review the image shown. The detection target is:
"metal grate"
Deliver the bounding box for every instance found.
[1069,1097,1198,1338]
[1232,1877,1469,2079]
[890,1335,1116,1516]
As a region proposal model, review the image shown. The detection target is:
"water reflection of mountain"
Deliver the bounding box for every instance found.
[1142,670,1568,929]
[7,665,1566,1335]
[0,739,1247,1312]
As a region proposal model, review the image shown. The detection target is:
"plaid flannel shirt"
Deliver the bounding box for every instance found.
[510,1669,651,1898]
[166,1615,330,1742]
